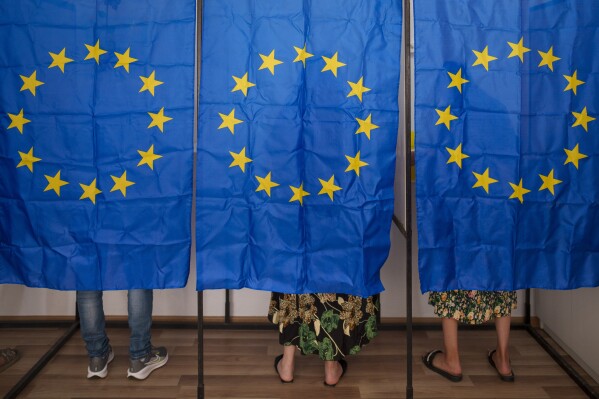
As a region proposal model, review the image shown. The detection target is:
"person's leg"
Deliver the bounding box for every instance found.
[76,291,110,358]
[324,359,344,385]
[493,315,512,375]
[433,318,462,375]
[127,289,153,360]
[127,289,168,380]
[276,344,296,382]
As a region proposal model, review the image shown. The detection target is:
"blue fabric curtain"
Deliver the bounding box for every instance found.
[415,0,599,292]
[196,0,402,296]
[0,0,195,290]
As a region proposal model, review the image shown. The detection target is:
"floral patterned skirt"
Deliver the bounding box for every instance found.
[268,293,379,361]
[428,290,517,325]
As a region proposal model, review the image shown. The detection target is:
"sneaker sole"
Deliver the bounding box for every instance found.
[127,354,169,380]
[87,350,115,379]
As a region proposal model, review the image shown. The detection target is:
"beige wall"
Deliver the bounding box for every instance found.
[535,288,599,383]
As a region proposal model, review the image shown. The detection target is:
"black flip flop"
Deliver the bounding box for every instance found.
[422,350,463,382]
[324,358,347,387]
[274,354,293,383]
[0,348,20,373]
[488,349,515,382]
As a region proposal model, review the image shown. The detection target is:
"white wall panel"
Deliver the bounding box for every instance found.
[536,288,599,383]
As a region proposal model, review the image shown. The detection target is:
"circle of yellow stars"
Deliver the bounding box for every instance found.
[6,39,172,204]
[218,45,381,206]
[436,37,595,203]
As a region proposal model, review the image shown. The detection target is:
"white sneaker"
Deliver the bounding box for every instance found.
[127,346,168,380]
[87,347,114,379]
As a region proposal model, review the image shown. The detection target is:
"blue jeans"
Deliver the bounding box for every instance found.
[76,290,153,360]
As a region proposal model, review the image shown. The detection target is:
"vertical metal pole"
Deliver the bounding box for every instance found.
[525,288,531,326]
[403,0,413,398]
[225,289,231,324]
[195,0,204,398]
[197,292,205,399]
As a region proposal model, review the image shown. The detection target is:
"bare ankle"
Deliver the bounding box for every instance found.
[435,352,462,375]
[276,354,294,382]
[324,361,342,385]
[492,349,512,375]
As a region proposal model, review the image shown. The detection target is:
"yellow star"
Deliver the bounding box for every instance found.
[355,114,379,140]
[435,105,458,130]
[84,40,107,64]
[258,50,283,75]
[539,170,562,196]
[563,71,585,95]
[79,178,102,204]
[255,172,280,197]
[447,69,469,93]
[289,183,310,205]
[114,48,138,73]
[318,175,342,201]
[321,52,346,77]
[564,144,588,169]
[231,72,256,96]
[148,107,173,132]
[218,109,243,134]
[347,77,371,102]
[44,171,69,196]
[293,44,313,67]
[472,46,497,71]
[446,143,469,168]
[572,107,596,132]
[17,147,41,172]
[48,48,74,73]
[7,109,30,134]
[110,170,135,197]
[20,71,44,96]
[139,71,164,96]
[137,144,163,170]
[472,168,498,194]
[509,179,531,203]
[229,147,252,172]
[345,151,369,176]
[507,37,530,62]
[538,47,561,71]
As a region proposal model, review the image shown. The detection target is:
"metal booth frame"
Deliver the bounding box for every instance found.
[2,0,599,398]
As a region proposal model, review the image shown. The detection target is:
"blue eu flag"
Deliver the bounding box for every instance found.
[0,0,195,290]
[196,0,402,296]
[415,0,599,292]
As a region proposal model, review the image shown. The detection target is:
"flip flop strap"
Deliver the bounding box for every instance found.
[0,349,16,361]
[426,349,442,363]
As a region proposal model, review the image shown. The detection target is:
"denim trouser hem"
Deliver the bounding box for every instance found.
[77,289,153,359]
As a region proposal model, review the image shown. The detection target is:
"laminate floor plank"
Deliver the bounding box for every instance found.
[0,328,66,396]
[0,328,594,398]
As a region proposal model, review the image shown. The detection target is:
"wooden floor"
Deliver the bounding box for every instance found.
[0,327,596,398]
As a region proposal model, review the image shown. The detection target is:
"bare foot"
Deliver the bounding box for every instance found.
[432,351,462,376]
[491,350,512,376]
[276,355,294,382]
[324,360,343,385]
